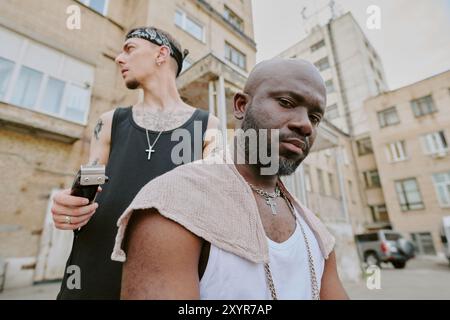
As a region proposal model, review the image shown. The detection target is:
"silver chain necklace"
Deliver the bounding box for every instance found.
[248,183,281,215]
[145,129,163,161]
[263,191,320,300]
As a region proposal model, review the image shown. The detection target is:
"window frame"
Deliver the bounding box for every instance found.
[421,131,448,156]
[328,172,336,197]
[411,95,436,117]
[364,170,381,188]
[432,171,450,208]
[369,204,388,222]
[224,5,244,32]
[386,140,408,162]
[326,103,339,120]
[175,9,205,42]
[314,57,330,71]
[317,168,326,195]
[224,42,246,70]
[356,137,373,156]
[325,79,335,94]
[79,0,110,16]
[0,56,16,100]
[395,178,425,211]
[304,164,313,192]
[310,39,325,52]
[377,106,400,128]
[0,30,93,125]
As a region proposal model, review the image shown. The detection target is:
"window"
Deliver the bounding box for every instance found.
[377,106,399,128]
[356,233,379,242]
[326,104,339,120]
[386,140,407,162]
[11,66,43,108]
[328,173,336,197]
[0,26,94,124]
[325,79,335,93]
[41,77,65,115]
[80,0,109,15]
[224,6,244,31]
[411,95,436,117]
[395,178,424,211]
[175,10,183,27]
[175,9,204,42]
[181,59,193,74]
[314,57,330,71]
[364,170,381,188]
[384,233,400,241]
[432,171,450,207]
[317,169,325,194]
[304,165,312,192]
[64,83,91,123]
[356,137,373,156]
[310,39,325,52]
[369,204,388,222]
[348,180,355,203]
[225,42,246,70]
[0,57,15,99]
[411,232,436,255]
[421,131,448,156]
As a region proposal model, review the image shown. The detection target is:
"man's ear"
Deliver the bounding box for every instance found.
[233,92,250,121]
[156,45,171,64]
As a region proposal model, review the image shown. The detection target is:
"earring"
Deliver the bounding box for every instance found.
[156,60,162,66]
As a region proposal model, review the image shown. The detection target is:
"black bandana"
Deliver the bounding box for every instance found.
[126,27,188,77]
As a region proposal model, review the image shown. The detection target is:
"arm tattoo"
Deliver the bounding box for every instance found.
[94,119,104,140]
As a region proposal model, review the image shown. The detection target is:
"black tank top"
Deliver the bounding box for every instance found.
[57,106,209,299]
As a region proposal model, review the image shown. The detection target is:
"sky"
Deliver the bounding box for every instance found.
[251,0,450,90]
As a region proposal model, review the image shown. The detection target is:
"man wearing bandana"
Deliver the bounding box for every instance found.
[52,27,219,299]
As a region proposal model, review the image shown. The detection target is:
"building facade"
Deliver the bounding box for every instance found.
[364,70,450,256]
[278,12,391,235]
[0,0,258,289]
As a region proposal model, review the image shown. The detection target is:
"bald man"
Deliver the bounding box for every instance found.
[114,58,349,300]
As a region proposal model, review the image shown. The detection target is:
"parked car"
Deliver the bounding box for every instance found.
[355,230,415,269]
[441,216,450,265]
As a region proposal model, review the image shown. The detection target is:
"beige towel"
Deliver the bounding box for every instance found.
[111,152,335,264]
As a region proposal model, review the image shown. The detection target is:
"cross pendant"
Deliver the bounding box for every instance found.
[146,147,155,160]
[266,198,277,215]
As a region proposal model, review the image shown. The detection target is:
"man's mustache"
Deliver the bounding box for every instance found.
[278,133,310,151]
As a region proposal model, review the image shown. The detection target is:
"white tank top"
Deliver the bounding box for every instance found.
[199,208,325,300]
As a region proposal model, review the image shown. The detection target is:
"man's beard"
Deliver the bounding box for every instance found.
[240,105,308,176]
[126,78,140,90]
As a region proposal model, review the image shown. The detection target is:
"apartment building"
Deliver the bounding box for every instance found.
[364,70,450,256]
